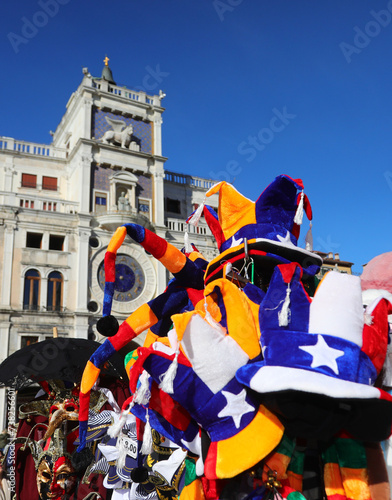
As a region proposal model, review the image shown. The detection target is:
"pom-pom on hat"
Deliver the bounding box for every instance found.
[202,175,322,286]
[237,263,392,441]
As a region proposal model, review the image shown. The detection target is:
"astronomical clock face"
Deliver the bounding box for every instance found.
[90,244,156,314]
[98,254,145,302]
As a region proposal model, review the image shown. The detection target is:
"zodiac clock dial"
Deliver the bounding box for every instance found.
[98,253,145,302]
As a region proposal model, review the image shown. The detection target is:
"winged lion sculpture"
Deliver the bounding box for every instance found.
[102,116,135,148]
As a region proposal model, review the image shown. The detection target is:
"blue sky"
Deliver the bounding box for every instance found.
[2,0,392,273]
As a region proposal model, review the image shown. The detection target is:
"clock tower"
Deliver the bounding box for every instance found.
[0,57,218,428]
[50,58,167,334]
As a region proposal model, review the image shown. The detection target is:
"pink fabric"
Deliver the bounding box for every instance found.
[361,252,392,293]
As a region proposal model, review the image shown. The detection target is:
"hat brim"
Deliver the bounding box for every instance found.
[203,404,284,479]
[260,390,392,442]
[237,365,386,400]
[236,365,392,440]
[205,239,321,286]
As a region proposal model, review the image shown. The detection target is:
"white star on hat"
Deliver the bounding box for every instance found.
[276,231,297,248]
[181,432,201,456]
[229,234,244,248]
[299,334,344,375]
[217,389,255,429]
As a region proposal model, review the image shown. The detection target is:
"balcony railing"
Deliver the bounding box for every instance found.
[165,171,215,190]
[17,195,78,214]
[0,137,67,159]
[166,217,211,236]
[90,79,162,107]
[22,304,67,312]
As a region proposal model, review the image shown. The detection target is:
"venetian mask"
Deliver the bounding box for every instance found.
[36,453,76,500]
[44,397,79,440]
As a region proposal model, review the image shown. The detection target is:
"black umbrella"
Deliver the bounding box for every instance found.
[0,338,127,389]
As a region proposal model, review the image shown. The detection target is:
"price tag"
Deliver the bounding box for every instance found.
[119,434,138,459]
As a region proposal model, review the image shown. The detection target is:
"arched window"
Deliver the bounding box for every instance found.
[23,270,41,311]
[47,271,63,312]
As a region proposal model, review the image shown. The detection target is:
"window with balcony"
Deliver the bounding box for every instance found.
[21,336,39,349]
[47,271,63,312]
[166,198,181,214]
[23,269,41,311]
[42,176,57,191]
[21,173,37,188]
[95,192,107,213]
[49,235,65,251]
[26,232,43,249]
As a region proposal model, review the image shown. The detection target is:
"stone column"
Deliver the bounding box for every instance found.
[73,221,90,340]
[73,313,89,339]
[153,117,163,157]
[151,168,165,227]
[0,317,11,429]
[75,224,91,313]
[0,224,16,308]
[83,98,93,139]
[79,154,93,214]
[42,231,49,251]
[3,159,16,206]
[40,277,48,311]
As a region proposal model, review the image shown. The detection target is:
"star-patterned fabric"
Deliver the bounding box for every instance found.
[299,334,344,375]
[236,263,391,401]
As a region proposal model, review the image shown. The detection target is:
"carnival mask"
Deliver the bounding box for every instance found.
[44,397,79,440]
[36,453,76,500]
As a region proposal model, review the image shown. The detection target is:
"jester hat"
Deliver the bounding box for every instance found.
[237,263,392,441]
[98,223,207,336]
[78,225,208,449]
[137,310,284,480]
[201,175,322,286]
[128,367,201,454]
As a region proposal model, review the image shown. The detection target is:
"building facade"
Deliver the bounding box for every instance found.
[313,251,354,277]
[0,61,218,425]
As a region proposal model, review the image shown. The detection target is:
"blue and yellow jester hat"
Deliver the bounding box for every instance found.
[203,175,322,285]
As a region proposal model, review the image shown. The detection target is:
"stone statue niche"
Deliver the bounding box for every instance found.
[117,190,131,211]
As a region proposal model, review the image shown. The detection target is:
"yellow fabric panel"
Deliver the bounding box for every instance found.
[125,303,158,334]
[188,251,205,263]
[195,295,222,324]
[214,405,284,479]
[324,463,345,497]
[204,279,261,359]
[206,181,225,197]
[244,293,262,341]
[179,478,205,500]
[159,243,187,274]
[206,181,255,240]
[107,226,127,253]
[171,311,199,342]
[143,329,160,348]
[155,336,173,348]
[341,467,371,500]
[80,361,101,394]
